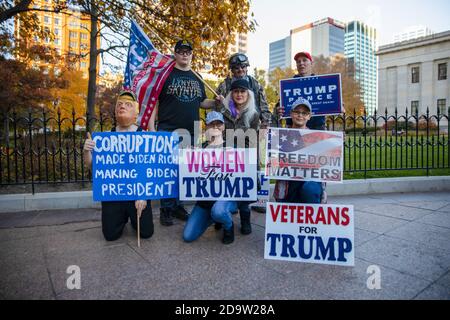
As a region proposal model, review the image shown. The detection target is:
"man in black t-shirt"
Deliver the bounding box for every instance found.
[149,39,221,226]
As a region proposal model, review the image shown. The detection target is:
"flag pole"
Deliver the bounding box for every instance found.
[134,16,218,98]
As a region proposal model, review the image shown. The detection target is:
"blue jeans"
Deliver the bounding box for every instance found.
[183,201,237,242]
[283,181,323,204]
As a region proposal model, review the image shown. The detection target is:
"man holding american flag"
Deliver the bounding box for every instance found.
[123,20,221,226]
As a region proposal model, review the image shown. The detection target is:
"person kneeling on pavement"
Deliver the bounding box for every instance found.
[183,111,238,245]
[83,91,154,241]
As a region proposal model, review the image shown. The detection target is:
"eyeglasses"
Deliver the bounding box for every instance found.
[176,50,192,56]
[291,110,310,116]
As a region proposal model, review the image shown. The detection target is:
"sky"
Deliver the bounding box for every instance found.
[247,0,450,71]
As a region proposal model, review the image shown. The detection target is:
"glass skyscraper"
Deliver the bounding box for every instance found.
[345,21,378,115]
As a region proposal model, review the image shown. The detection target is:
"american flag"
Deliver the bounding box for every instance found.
[123,20,175,130]
[268,128,341,156]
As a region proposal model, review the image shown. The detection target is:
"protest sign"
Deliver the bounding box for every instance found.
[265,202,354,267]
[92,131,179,201]
[179,148,257,201]
[280,73,342,117]
[257,171,270,201]
[265,127,343,183]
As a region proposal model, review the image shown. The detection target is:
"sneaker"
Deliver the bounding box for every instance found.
[222,223,234,245]
[159,208,174,226]
[172,205,189,221]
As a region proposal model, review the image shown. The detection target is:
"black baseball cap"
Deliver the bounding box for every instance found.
[174,39,193,51]
[230,79,250,91]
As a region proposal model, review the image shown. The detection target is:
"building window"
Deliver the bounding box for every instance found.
[69,31,77,38]
[54,28,60,36]
[80,23,88,29]
[80,33,88,40]
[54,18,60,25]
[44,16,50,24]
[438,63,447,80]
[69,41,77,48]
[80,62,87,68]
[54,38,60,45]
[411,66,420,83]
[437,99,447,115]
[411,101,419,114]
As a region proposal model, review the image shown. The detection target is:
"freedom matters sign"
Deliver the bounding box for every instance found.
[265,202,354,267]
[179,148,257,201]
[92,131,179,201]
[265,127,343,183]
[280,73,342,117]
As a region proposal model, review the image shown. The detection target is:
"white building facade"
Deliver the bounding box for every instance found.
[377,31,450,117]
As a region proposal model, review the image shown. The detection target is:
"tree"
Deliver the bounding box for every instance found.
[312,55,365,117]
[2,0,256,131]
[0,55,65,145]
[49,69,88,131]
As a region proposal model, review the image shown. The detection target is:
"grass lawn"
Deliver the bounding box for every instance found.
[344,134,449,179]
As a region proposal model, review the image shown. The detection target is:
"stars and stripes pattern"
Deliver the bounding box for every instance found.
[123,20,175,130]
[268,128,342,156]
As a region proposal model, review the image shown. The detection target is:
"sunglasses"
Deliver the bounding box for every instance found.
[176,50,192,56]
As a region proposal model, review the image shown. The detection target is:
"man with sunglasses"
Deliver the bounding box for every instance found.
[149,39,220,226]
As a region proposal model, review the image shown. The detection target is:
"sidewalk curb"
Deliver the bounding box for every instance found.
[0,176,449,213]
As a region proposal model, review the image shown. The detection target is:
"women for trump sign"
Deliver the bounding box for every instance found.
[178,148,257,201]
[265,202,354,267]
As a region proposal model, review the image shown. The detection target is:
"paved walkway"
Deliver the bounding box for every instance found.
[1,192,449,300]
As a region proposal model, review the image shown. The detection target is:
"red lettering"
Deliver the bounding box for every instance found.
[305,206,314,224]
[288,205,297,223]
[341,207,350,226]
[297,206,304,224]
[270,204,281,222]
[327,207,340,225]
[316,207,326,224]
[281,205,288,223]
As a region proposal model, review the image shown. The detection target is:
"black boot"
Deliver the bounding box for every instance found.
[172,205,189,221]
[222,223,234,245]
[159,208,174,226]
[240,210,252,235]
[214,223,222,230]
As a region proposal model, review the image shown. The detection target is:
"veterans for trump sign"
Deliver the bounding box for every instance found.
[179,148,257,201]
[280,73,342,117]
[265,127,343,183]
[92,131,179,201]
[265,202,354,267]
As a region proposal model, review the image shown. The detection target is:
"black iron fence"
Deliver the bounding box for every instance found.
[1,108,449,193]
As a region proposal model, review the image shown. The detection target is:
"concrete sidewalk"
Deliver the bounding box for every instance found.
[0,191,449,300]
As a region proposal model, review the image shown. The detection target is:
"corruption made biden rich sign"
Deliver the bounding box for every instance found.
[265,202,355,267]
[280,73,342,117]
[92,131,179,201]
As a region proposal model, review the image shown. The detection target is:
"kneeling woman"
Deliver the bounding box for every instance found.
[183,111,237,245]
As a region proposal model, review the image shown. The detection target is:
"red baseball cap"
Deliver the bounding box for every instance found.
[294,51,313,62]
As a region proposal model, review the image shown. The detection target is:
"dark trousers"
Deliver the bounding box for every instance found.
[101,201,154,241]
